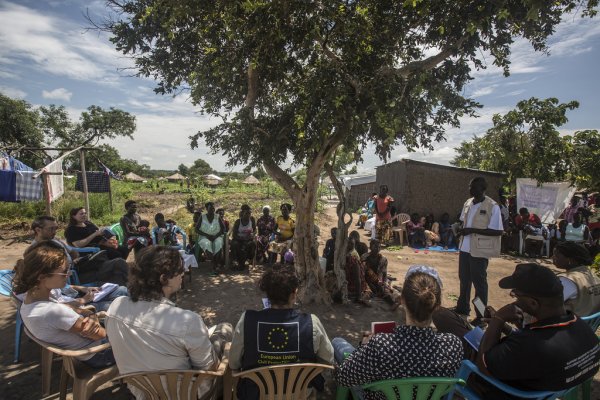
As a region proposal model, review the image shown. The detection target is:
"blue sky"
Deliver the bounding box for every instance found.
[1,1,599,173]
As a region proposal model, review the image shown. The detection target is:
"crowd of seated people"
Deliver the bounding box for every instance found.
[403,212,456,249]
[16,227,600,399]
[14,189,600,400]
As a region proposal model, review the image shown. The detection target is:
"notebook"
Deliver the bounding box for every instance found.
[463,326,485,350]
[371,321,397,334]
[93,283,119,302]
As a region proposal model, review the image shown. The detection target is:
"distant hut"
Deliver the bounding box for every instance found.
[243,175,260,185]
[203,174,223,186]
[124,172,145,182]
[166,172,186,182]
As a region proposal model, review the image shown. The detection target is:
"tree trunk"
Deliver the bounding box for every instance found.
[263,161,330,304]
[325,163,351,303]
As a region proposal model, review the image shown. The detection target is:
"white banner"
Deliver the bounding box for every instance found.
[516,178,576,223]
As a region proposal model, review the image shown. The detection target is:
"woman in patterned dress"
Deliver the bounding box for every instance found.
[333,266,463,399]
[256,205,276,264]
[195,202,225,273]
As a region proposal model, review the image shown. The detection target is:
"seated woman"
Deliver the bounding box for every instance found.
[65,207,126,259]
[229,265,334,400]
[406,213,426,248]
[433,212,456,249]
[333,266,463,398]
[346,239,372,305]
[256,205,276,264]
[361,239,399,306]
[151,213,187,249]
[231,207,257,270]
[421,215,440,247]
[349,230,369,257]
[120,200,150,255]
[562,212,590,243]
[14,241,115,369]
[195,202,226,272]
[106,246,232,399]
[553,241,600,316]
[268,203,295,264]
[185,211,202,253]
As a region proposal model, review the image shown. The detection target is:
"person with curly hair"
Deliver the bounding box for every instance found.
[105,246,232,398]
[15,241,115,369]
[229,265,333,400]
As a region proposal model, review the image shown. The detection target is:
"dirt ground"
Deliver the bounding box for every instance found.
[0,201,598,399]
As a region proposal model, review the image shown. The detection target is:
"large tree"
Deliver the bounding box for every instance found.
[104,0,598,303]
[452,97,600,190]
[40,104,136,148]
[0,93,45,167]
[188,158,214,177]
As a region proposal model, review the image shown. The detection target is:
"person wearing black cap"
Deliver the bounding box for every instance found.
[476,263,600,396]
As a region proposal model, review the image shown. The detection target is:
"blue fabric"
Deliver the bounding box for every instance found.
[0,170,17,202]
[10,156,33,171]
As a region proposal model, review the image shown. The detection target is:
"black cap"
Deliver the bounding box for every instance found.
[499,263,563,298]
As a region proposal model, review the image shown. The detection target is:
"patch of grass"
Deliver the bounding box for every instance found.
[446,294,459,301]
[385,245,404,251]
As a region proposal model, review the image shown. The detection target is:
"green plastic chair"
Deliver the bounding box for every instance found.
[337,377,465,400]
[109,223,124,246]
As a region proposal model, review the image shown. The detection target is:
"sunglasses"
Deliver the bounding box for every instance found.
[49,270,73,277]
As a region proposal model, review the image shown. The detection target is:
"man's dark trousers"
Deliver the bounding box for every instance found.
[456,251,489,315]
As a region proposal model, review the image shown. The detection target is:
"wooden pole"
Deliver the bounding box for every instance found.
[80,150,90,218]
[42,173,52,216]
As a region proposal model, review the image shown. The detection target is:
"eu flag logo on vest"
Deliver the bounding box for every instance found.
[258,322,300,354]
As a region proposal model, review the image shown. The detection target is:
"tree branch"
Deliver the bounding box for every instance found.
[380,36,468,79]
[263,160,301,201]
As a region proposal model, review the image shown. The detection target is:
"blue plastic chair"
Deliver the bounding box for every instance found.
[64,244,101,254]
[0,270,24,363]
[446,360,573,400]
[582,310,600,331]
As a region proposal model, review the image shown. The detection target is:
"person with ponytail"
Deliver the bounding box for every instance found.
[334,266,463,398]
[14,241,115,369]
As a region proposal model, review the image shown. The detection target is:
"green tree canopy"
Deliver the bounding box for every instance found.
[178,163,190,176]
[104,0,598,302]
[188,158,214,177]
[89,144,150,175]
[451,97,600,190]
[40,104,136,148]
[0,93,45,167]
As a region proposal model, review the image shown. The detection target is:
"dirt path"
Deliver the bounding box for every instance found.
[0,199,598,399]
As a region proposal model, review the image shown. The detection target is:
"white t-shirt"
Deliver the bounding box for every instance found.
[459,201,503,254]
[559,276,578,301]
[20,298,99,360]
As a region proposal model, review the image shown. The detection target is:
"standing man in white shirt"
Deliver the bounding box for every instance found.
[455,177,504,326]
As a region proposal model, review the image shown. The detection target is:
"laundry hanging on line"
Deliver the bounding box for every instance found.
[75,171,110,193]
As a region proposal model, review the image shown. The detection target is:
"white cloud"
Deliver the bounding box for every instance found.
[471,84,498,97]
[0,85,26,98]
[42,88,73,101]
[0,2,132,83]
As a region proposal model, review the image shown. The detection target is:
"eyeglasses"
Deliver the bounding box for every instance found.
[49,270,73,277]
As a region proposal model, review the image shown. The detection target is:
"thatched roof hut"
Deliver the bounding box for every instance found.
[243,175,260,185]
[124,172,145,182]
[166,172,186,182]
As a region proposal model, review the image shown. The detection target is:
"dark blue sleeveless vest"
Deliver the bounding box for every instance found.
[238,309,323,399]
[242,308,315,369]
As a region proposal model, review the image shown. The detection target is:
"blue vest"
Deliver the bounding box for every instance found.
[239,309,322,399]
